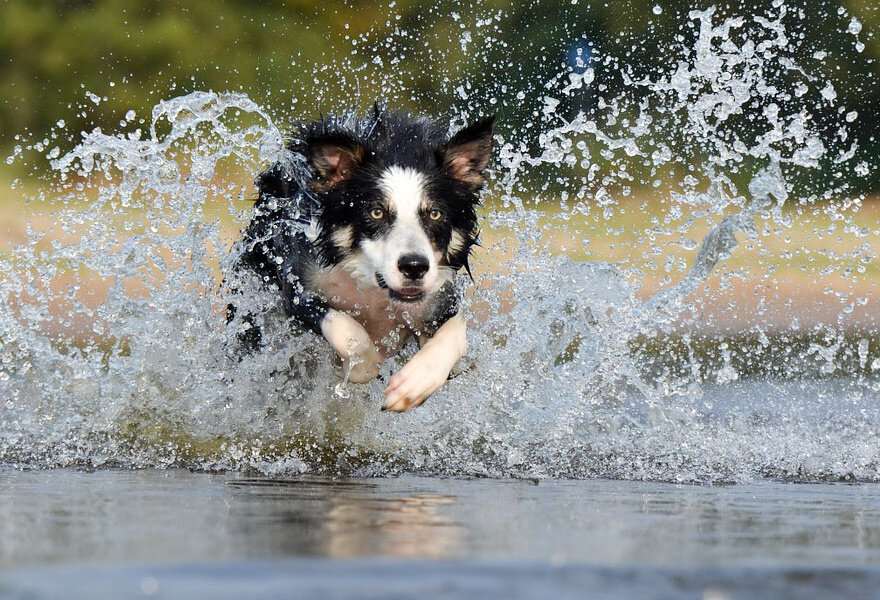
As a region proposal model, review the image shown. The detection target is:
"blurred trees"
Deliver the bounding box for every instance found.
[0,0,877,191]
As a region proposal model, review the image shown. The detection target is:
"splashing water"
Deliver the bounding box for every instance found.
[1,5,877,482]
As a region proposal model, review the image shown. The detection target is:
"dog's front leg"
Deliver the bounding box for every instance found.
[383,312,467,412]
[321,309,382,383]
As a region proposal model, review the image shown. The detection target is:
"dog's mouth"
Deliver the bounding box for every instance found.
[376,273,425,303]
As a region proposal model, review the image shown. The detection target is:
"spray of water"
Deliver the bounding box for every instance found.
[0,5,876,482]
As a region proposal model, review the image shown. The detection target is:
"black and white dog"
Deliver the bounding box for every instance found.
[228,108,493,412]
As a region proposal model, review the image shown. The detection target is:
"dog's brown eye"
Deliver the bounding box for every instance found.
[370,208,384,220]
[429,209,442,221]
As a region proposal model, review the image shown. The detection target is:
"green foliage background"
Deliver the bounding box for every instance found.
[1,0,878,190]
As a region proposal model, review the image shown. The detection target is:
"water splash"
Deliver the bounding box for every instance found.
[0,5,876,482]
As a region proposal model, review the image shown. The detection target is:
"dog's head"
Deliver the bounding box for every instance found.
[305,113,494,303]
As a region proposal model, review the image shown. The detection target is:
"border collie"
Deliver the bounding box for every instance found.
[228,107,494,412]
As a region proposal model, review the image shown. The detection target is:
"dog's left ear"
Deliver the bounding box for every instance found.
[441,116,495,190]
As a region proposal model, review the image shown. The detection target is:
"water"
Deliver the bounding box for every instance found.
[2,466,880,598]
[1,4,876,483]
[1,2,878,596]
[7,465,880,567]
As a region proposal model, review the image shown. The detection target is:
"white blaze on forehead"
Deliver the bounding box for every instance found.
[378,166,428,220]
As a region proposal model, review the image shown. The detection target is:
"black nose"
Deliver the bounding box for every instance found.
[397,254,429,280]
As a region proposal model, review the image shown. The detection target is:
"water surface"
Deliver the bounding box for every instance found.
[2,469,880,598]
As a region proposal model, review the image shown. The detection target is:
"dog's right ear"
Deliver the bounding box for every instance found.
[305,132,367,191]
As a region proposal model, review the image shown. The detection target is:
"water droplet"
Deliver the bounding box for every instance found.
[847,17,862,35]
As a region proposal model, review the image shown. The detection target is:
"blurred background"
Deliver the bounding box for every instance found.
[2,0,877,188]
[1,0,879,354]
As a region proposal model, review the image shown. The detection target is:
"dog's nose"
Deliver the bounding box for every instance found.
[397,254,429,280]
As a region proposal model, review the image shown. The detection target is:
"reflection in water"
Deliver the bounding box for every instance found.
[226,478,463,558]
[324,493,460,558]
[3,469,880,569]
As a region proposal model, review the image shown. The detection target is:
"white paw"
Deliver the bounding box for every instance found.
[382,355,450,412]
[344,351,382,384]
[322,310,382,384]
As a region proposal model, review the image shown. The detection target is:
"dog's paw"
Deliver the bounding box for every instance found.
[345,351,382,384]
[322,310,382,384]
[382,355,450,412]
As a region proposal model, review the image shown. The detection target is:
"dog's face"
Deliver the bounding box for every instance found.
[307,116,493,303]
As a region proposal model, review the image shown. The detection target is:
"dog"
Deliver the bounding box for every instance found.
[227,107,494,412]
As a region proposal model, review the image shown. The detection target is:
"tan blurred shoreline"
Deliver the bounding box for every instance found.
[2,173,878,337]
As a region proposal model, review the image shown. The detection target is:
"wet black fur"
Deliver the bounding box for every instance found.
[227,107,492,351]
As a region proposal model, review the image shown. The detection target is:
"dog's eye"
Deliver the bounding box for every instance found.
[370,208,384,220]
[429,209,443,221]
